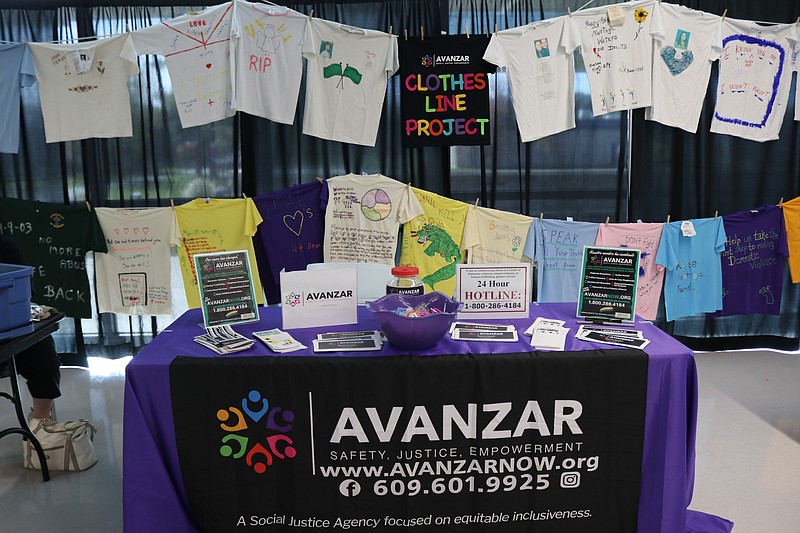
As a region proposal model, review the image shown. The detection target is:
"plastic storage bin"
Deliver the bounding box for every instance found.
[0,263,34,341]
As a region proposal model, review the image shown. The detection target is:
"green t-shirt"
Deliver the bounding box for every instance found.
[0,197,107,318]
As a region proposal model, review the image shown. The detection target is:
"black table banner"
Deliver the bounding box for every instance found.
[170,349,648,532]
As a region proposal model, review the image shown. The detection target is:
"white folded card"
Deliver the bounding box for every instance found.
[280,268,358,330]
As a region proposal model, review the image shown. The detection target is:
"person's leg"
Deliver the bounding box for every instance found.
[15,336,61,421]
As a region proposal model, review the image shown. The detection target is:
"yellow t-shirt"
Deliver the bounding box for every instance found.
[783,197,800,283]
[461,204,533,264]
[399,188,469,297]
[174,198,264,308]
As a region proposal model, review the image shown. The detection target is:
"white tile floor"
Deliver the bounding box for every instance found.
[0,350,798,532]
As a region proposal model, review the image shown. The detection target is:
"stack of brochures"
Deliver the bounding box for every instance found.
[312,330,384,352]
[449,322,518,342]
[575,325,649,349]
[193,325,255,355]
[253,329,307,353]
[524,317,569,351]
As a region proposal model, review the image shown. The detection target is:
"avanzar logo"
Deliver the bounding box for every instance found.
[217,389,296,474]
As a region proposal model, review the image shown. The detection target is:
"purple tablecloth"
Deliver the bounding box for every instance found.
[123,303,730,533]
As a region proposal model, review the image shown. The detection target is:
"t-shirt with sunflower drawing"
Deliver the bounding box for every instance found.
[399,188,469,297]
[321,173,423,265]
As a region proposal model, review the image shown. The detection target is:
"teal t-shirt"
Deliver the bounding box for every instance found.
[0,197,107,318]
[656,218,727,322]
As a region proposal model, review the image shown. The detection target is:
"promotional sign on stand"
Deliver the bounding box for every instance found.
[577,246,640,323]
[194,250,259,328]
[280,267,358,329]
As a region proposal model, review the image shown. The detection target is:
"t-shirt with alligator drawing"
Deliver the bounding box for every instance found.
[302,17,398,146]
[595,222,665,321]
[461,205,533,264]
[132,3,235,128]
[399,188,469,297]
[174,197,264,308]
[321,173,423,265]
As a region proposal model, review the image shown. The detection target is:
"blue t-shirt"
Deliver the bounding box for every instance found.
[524,218,600,303]
[0,44,35,154]
[656,218,727,322]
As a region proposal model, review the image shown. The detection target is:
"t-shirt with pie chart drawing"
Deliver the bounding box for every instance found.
[710,18,799,142]
[132,2,235,128]
[647,2,722,133]
[321,174,423,265]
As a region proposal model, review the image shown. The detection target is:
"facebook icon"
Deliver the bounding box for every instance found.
[339,479,361,497]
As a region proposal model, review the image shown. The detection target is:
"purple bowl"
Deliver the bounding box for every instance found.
[366,292,464,350]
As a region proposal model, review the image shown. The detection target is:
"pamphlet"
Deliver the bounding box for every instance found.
[451,329,518,342]
[529,326,569,351]
[193,325,255,355]
[312,337,383,352]
[253,329,307,353]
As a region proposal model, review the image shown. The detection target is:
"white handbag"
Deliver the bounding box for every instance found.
[24,418,98,472]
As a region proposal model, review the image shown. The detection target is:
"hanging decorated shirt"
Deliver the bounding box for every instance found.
[28,34,139,143]
[710,18,799,142]
[399,188,469,296]
[132,3,235,128]
[231,0,307,124]
[0,197,107,318]
[321,173,423,264]
[564,1,655,116]
[252,181,325,290]
[595,222,664,321]
[483,16,575,142]
[461,204,532,264]
[302,17,398,147]
[717,205,788,315]
[525,218,599,303]
[656,218,727,321]
[174,198,264,309]
[399,35,491,147]
[0,44,35,153]
[783,197,800,283]
[647,2,722,133]
[94,207,181,315]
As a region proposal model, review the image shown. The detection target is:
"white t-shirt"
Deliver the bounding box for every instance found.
[461,205,533,264]
[94,207,181,315]
[28,34,139,143]
[564,1,655,116]
[132,3,235,128]
[231,0,307,124]
[646,2,722,133]
[710,18,799,142]
[483,17,575,142]
[302,18,398,147]
[322,173,423,264]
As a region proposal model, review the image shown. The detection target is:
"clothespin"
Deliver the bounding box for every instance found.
[315,176,324,184]
[85,200,92,212]
[404,29,408,40]
[485,25,489,37]
[796,16,800,24]
[605,216,610,226]
[170,198,175,208]
[539,212,543,221]
[389,25,393,35]
[779,197,784,206]
[567,7,572,18]
[494,23,498,34]
[465,25,470,38]
[666,215,671,224]
[309,9,314,18]
[474,198,480,207]
[420,25,424,41]
[242,192,247,199]
[721,9,727,20]
[714,210,719,220]
[125,23,131,33]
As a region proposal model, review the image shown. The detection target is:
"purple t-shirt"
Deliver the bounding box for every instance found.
[717,205,788,316]
[253,181,325,288]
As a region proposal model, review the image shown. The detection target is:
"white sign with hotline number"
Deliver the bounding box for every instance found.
[455,263,531,319]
